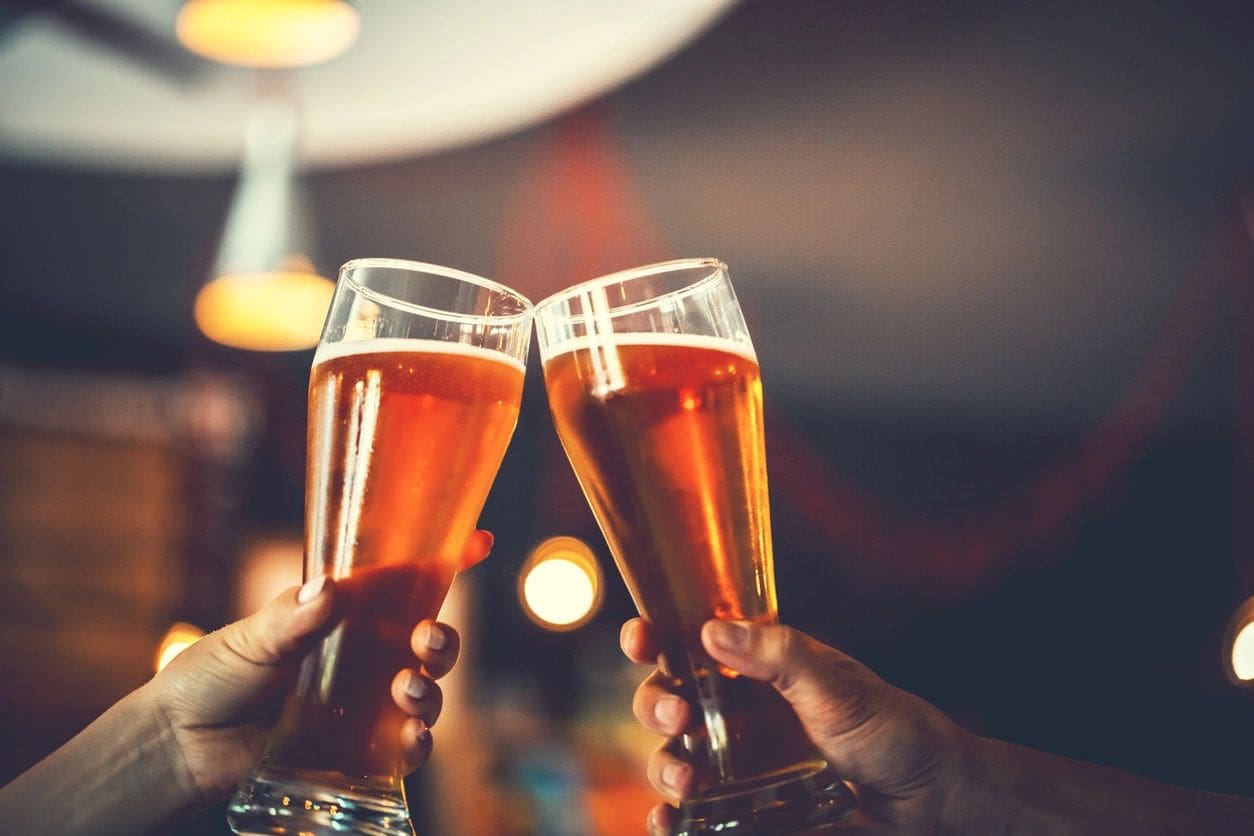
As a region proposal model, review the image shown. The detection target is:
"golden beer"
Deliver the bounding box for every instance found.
[265,338,524,782]
[230,258,533,836]
[545,334,771,631]
[545,334,824,791]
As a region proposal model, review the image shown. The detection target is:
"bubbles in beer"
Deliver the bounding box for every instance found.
[263,338,524,782]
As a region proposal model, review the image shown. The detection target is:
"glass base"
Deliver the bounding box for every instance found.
[226,765,414,836]
[672,765,857,836]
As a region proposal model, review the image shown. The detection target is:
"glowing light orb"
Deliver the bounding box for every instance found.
[1232,620,1254,681]
[194,269,335,352]
[519,537,603,631]
[177,0,360,69]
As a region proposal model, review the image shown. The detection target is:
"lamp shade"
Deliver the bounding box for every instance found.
[177,0,360,69]
[194,96,334,351]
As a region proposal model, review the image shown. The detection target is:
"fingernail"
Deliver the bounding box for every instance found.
[412,718,430,741]
[707,620,749,652]
[621,620,638,652]
[661,763,689,793]
[655,695,683,729]
[647,807,659,833]
[297,575,327,604]
[423,624,447,651]
[404,672,428,702]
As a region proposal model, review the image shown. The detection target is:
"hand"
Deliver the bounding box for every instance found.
[621,617,972,834]
[0,532,490,836]
[151,529,491,806]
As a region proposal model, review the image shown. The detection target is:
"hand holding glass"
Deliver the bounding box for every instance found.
[228,259,532,836]
[536,259,856,835]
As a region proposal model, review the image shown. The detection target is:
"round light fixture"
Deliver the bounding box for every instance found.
[177,0,360,69]
[519,536,604,632]
[194,265,335,351]
[194,98,335,352]
[1225,596,1254,685]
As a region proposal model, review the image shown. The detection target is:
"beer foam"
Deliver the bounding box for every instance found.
[542,332,758,365]
[314,337,526,375]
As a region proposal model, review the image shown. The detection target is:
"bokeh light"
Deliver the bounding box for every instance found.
[193,269,335,352]
[519,537,603,631]
[1232,620,1254,681]
[1223,596,1254,686]
[177,0,360,69]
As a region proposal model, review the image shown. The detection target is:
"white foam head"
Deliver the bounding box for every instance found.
[540,331,757,365]
[314,337,526,375]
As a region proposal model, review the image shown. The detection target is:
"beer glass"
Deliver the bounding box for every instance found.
[228,258,532,836]
[535,259,856,835]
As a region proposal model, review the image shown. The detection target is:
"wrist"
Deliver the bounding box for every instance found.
[131,679,206,813]
[936,730,1002,834]
[0,681,204,836]
[93,682,206,831]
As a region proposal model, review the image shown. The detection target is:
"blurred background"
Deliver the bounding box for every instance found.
[2,0,1253,833]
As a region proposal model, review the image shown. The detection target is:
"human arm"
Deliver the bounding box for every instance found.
[0,530,489,836]
[623,617,1254,835]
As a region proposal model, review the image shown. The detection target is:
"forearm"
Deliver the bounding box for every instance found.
[946,733,1254,835]
[0,682,201,836]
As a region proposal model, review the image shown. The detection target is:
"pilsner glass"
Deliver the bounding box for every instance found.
[228,258,532,836]
[536,259,856,835]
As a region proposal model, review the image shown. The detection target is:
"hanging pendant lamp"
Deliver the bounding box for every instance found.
[177,0,360,70]
[193,95,334,351]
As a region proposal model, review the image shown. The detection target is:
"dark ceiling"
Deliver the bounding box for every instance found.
[2,0,1251,428]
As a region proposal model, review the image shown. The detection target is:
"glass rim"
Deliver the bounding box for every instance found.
[533,257,728,324]
[339,257,534,325]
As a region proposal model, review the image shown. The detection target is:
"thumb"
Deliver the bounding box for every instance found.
[701,620,882,745]
[218,575,338,667]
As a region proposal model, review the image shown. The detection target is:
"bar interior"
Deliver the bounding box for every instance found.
[1,2,1252,834]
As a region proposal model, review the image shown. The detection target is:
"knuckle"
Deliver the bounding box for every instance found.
[647,749,673,794]
[764,626,800,688]
[814,679,879,741]
[221,621,274,665]
[633,683,657,725]
[771,624,797,659]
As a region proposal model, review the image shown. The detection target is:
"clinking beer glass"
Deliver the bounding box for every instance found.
[228,259,532,836]
[536,259,856,835]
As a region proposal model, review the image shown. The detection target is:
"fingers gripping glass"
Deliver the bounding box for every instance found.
[228,259,532,836]
[535,259,856,835]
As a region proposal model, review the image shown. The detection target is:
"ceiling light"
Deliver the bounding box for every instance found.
[177,0,360,69]
[194,96,334,351]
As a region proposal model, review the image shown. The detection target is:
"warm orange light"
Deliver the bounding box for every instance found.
[519,536,603,632]
[194,268,335,351]
[155,622,206,673]
[1224,596,1254,686]
[177,0,360,69]
[1233,621,1254,681]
